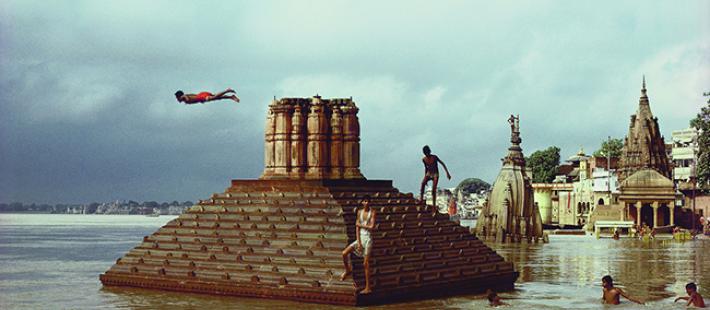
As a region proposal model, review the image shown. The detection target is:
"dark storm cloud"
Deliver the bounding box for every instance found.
[0,0,708,203]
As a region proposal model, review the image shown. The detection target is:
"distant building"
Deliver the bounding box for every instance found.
[671,127,698,182]
[424,187,453,213]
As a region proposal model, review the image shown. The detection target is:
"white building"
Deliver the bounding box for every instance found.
[671,127,699,182]
[592,168,619,194]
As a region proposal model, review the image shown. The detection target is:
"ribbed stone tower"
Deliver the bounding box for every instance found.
[618,77,672,183]
[261,96,364,180]
[476,115,544,243]
[100,96,517,305]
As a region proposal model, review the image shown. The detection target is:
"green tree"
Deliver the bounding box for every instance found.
[593,138,623,158]
[456,178,491,195]
[690,92,710,188]
[526,146,561,183]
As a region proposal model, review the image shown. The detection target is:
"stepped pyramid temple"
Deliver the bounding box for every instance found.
[616,78,676,229]
[476,115,544,243]
[100,96,517,306]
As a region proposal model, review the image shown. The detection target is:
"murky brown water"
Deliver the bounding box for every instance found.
[1,214,708,309]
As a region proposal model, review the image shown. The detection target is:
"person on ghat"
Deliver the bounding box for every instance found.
[340,195,376,294]
[419,145,451,215]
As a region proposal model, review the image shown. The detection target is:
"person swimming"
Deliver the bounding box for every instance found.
[486,289,507,307]
[601,275,644,305]
[675,282,706,308]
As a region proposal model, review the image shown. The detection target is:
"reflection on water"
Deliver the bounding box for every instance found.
[0,214,708,309]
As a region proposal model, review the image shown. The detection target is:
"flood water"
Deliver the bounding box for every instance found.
[0,214,708,309]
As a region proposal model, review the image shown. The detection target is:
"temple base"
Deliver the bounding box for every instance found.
[100,179,517,305]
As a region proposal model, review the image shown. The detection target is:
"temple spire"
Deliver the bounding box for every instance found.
[641,75,647,97]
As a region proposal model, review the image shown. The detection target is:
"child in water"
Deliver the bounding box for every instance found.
[486,289,507,307]
[601,275,644,305]
[675,282,706,308]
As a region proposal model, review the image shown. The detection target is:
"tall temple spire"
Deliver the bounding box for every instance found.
[619,77,671,182]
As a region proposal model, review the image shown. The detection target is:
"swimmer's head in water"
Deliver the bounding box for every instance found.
[686,282,697,294]
[487,290,498,302]
[602,275,613,288]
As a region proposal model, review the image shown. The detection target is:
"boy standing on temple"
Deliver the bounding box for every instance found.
[419,145,451,215]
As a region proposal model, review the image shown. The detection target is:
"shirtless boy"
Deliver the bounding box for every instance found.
[175,88,240,104]
[675,282,706,308]
[601,275,644,305]
[419,145,451,215]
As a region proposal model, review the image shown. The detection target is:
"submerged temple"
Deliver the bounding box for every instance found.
[476,115,544,242]
[100,96,517,305]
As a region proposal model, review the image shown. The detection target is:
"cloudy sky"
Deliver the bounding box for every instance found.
[1,1,708,204]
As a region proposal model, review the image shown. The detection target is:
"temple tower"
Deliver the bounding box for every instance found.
[476,115,544,242]
[261,96,363,180]
[618,77,672,183]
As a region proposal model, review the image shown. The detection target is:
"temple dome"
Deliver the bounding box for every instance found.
[476,115,543,242]
[620,168,674,189]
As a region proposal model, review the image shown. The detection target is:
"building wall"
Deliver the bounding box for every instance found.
[533,189,552,224]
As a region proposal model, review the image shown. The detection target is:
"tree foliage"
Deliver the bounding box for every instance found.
[593,138,623,158]
[456,178,491,195]
[690,92,710,188]
[526,146,561,183]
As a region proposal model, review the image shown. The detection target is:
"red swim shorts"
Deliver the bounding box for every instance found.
[195,92,213,102]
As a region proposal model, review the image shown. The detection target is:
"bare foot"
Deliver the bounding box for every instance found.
[231,96,240,103]
[226,88,235,93]
[360,287,372,294]
[340,271,350,281]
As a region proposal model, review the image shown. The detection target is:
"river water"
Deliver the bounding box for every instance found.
[0,214,708,309]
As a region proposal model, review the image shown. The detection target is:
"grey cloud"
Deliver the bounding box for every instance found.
[1,0,708,203]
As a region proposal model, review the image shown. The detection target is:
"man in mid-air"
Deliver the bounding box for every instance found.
[175,88,240,104]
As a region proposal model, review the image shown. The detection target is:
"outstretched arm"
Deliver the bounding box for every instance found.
[436,156,451,179]
[674,296,689,303]
[619,289,644,305]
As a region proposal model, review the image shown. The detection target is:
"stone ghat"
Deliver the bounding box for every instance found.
[100,180,517,306]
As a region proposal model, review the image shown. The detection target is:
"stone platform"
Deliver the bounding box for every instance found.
[100,179,517,305]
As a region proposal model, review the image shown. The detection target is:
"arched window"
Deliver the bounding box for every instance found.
[598,198,604,206]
